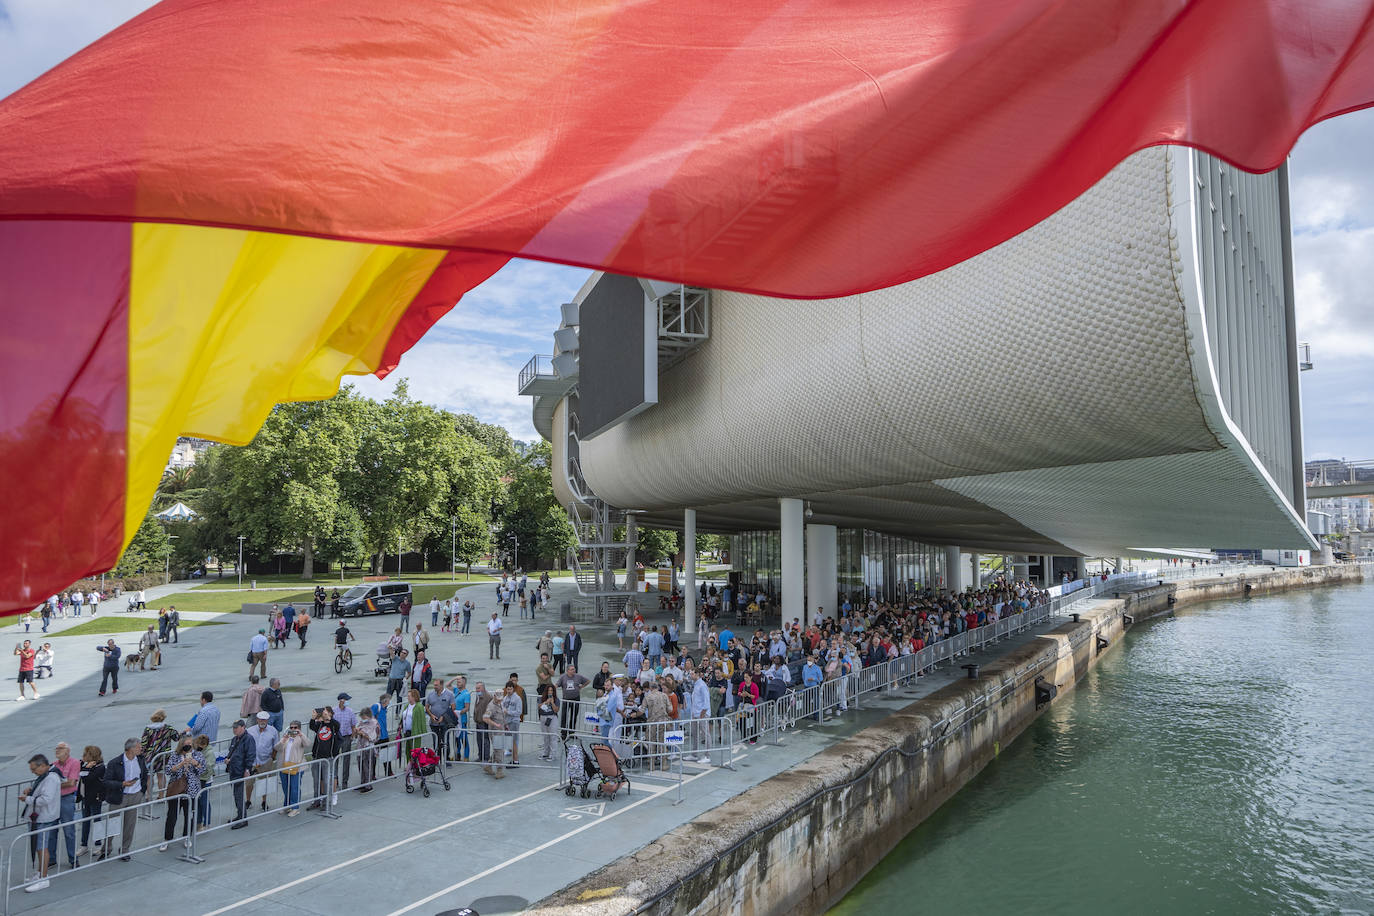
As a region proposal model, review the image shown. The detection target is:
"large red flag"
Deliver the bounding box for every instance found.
[1,0,1372,613]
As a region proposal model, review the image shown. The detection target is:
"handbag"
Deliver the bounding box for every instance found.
[164,776,187,798]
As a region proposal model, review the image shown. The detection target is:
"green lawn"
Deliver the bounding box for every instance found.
[42,617,228,638]
[192,570,496,591]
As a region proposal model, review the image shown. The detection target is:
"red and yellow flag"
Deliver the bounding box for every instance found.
[2,0,1373,613]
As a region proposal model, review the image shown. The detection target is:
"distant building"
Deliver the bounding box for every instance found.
[165,436,214,471]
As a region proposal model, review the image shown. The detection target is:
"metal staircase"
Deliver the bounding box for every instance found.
[564,403,637,617]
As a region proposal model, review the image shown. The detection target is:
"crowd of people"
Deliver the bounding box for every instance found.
[11,569,1052,896]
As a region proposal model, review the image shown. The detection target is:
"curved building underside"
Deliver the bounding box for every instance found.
[542,147,1315,557]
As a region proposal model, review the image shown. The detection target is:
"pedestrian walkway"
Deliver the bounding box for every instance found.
[0,571,1077,916]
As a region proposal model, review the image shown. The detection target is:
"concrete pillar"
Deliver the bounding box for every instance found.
[1074,555,1088,581]
[968,552,981,589]
[1042,554,1053,586]
[623,512,638,593]
[780,498,804,626]
[683,509,697,634]
[806,524,837,624]
[943,545,963,592]
[1115,557,1126,573]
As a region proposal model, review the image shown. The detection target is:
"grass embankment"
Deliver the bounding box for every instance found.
[43,617,228,638]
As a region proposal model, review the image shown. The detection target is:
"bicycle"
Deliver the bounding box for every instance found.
[334,644,353,673]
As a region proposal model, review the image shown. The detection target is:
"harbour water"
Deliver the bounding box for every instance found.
[831,580,1374,915]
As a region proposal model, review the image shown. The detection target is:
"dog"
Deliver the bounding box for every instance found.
[123,651,142,671]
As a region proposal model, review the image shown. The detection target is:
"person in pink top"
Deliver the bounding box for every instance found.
[53,742,81,868]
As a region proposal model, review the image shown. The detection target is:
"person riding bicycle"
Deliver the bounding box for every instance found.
[334,622,354,655]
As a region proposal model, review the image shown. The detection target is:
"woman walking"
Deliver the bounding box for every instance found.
[536,684,558,761]
[159,737,205,851]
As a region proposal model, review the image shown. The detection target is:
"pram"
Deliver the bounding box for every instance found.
[563,736,596,798]
[590,742,632,800]
[404,747,450,798]
[373,642,391,677]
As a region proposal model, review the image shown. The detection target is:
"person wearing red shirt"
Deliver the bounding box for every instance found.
[14,639,39,700]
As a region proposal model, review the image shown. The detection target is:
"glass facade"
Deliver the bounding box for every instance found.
[730,528,948,606]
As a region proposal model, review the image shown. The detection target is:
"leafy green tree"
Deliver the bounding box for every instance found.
[218,392,359,578]
[495,440,573,570]
[452,413,522,472]
[633,528,679,566]
[114,513,171,577]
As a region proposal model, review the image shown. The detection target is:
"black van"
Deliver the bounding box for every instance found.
[338,581,413,616]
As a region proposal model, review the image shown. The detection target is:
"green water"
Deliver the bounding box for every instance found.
[831,581,1374,915]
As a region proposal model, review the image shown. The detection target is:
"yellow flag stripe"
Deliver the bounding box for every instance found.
[125,223,446,543]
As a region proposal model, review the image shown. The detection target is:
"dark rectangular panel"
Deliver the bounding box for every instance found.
[579,273,657,438]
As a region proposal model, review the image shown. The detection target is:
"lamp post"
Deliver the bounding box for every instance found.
[451,516,457,582]
[165,535,180,584]
[509,533,519,573]
[397,534,402,578]
[237,536,246,587]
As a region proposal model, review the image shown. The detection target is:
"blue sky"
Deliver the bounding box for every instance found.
[2,1,1370,454]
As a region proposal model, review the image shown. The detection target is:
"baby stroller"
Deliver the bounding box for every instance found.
[373,642,391,677]
[404,747,450,798]
[591,742,631,800]
[563,737,596,798]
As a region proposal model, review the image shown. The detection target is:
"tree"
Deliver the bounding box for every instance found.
[345,383,471,573]
[217,391,360,578]
[633,528,679,566]
[114,513,171,577]
[495,440,574,570]
[452,413,522,473]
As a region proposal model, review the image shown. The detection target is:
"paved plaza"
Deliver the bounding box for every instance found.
[1,577,1070,915]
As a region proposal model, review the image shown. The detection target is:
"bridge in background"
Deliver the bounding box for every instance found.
[1307,459,1374,499]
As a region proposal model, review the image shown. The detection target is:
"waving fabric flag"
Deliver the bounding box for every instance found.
[1,0,1373,613]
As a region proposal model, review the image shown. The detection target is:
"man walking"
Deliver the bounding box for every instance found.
[14,639,39,700]
[138,625,160,670]
[399,596,411,633]
[103,738,148,861]
[248,628,269,680]
[333,693,358,789]
[461,599,474,634]
[487,612,502,659]
[96,639,121,696]
[225,719,252,828]
[167,606,180,643]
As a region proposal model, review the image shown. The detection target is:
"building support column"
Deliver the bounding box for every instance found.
[683,509,697,634]
[968,552,981,590]
[1115,557,1126,574]
[780,498,804,626]
[806,524,837,624]
[623,512,639,594]
[1074,555,1088,581]
[944,545,964,592]
[1042,554,1053,586]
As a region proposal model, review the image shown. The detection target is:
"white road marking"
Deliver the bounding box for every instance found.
[384,757,743,916]
[199,781,558,916]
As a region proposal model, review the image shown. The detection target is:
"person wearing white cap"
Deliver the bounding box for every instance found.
[246,711,278,811]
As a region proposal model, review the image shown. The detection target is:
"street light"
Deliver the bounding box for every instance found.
[451,516,457,582]
[237,535,246,587]
[165,535,180,584]
[509,533,519,573]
